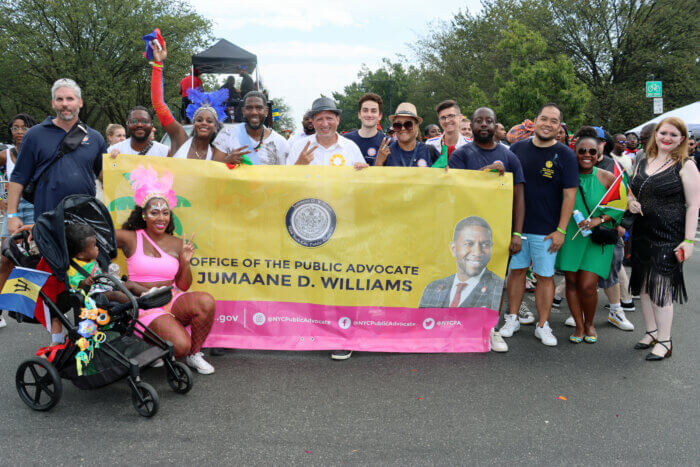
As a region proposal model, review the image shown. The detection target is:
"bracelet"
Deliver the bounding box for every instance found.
[512,232,522,237]
[684,238,694,244]
[6,213,18,218]
[149,61,163,68]
[556,227,566,235]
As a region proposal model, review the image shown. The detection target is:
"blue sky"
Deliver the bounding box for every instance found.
[194,0,482,130]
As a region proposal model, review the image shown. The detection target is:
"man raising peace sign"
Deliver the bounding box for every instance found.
[286,97,367,168]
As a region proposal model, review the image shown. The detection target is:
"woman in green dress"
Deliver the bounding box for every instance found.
[555,136,623,343]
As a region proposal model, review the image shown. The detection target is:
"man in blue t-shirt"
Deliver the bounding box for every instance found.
[449,107,525,255]
[499,103,578,347]
[342,93,386,165]
[448,107,526,353]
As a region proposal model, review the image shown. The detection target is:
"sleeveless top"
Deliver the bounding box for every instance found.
[629,158,685,245]
[126,229,180,283]
[172,137,213,160]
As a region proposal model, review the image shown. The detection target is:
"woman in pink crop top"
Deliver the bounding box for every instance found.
[116,196,216,375]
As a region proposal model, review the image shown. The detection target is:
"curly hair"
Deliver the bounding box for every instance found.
[121,201,175,235]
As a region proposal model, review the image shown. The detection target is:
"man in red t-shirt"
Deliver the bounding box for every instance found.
[178,69,202,123]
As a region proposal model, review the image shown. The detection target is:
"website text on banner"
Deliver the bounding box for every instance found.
[103,155,513,352]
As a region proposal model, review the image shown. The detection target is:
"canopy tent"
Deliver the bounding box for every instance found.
[627,101,700,136]
[191,39,257,74]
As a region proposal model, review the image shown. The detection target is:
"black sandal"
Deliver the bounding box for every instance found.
[646,339,672,361]
[634,329,657,350]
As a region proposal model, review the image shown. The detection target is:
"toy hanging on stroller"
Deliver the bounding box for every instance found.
[2,195,193,417]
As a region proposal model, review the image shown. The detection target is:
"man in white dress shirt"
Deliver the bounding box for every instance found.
[287,97,367,168]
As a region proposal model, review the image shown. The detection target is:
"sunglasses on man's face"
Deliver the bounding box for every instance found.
[577,147,598,156]
[615,140,627,144]
[392,121,414,131]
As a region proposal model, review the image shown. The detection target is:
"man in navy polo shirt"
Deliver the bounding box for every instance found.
[343,93,386,165]
[499,103,578,347]
[6,78,106,233]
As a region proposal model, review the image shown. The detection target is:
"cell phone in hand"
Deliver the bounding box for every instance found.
[675,248,685,263]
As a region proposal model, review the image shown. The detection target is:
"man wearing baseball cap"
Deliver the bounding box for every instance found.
[287,97,367,168]
[374,102,432,167]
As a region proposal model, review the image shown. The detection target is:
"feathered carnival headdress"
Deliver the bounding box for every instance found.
[186,87,229,123]
[129,164,177,209]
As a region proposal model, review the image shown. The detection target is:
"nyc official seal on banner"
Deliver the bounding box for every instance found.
[286,198,337,247]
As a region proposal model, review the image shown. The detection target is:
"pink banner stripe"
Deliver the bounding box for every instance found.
[203,300,499,353]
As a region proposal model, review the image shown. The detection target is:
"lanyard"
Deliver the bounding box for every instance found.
[398,144,419,167]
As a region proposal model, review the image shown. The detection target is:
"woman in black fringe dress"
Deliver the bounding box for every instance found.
[628,117,700,360]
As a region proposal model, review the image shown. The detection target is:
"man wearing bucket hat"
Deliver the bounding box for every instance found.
[374,103,432,167]
[287,97,367,168]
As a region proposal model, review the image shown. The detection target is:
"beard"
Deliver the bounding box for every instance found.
[55,108,79,121]
[245,117,263,130]
[474,131,494,144]
[131,129,150,143]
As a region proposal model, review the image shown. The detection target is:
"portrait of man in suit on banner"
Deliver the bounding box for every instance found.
[419,216,503,310]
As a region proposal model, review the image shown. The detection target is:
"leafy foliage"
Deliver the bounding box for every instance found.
[0,0,211,140]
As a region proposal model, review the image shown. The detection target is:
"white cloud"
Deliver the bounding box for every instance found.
[196,0,357,31]
[254,41,386,61]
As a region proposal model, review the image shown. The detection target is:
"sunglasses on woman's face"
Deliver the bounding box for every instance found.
[577,147,598,156]
[392,121,414,131]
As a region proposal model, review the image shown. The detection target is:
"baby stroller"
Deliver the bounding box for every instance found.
[3,195,193,417]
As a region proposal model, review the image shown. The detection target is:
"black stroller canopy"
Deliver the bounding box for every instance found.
[33,195,117,282]
[191,39,257,74]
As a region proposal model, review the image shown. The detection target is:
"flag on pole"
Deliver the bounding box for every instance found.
[272,108,280,122]
[597,161,628,212]
[0,267,50,320]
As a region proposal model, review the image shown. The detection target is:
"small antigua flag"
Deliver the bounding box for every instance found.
[0,267,51,320]
[142,28,165,61]
[272,108,280,122]
[597,161,628,212]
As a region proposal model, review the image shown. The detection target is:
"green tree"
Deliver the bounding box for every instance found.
[0,0,211,139]
[495,22,590,128]
[269,96,295,134]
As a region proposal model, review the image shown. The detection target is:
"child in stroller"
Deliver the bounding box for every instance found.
[65,222,147,304]
[7,195,194,417]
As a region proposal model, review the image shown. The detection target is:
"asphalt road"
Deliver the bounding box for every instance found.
[0,257,698,465]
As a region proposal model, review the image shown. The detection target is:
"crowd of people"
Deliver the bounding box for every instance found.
[0,33,698,373]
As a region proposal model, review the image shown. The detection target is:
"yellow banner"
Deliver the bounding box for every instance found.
[104,155,513,309]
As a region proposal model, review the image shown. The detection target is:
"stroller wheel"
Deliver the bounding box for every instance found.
[166,361,193,394]
[131,381,159,417]
[16,357,63,411]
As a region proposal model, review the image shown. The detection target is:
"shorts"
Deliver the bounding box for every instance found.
[598,238,624,289]
[509,233,557,277]
[138,289,185,328]
[1,199,34,237]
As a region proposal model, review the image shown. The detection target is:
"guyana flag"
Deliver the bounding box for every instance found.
[598,161,628,212]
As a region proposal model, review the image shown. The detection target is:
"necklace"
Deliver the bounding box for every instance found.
[191,137,207,159]
[646,156,673,176]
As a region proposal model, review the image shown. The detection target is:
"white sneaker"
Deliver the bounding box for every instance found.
[608,309,634,331]
[186,352,215,374]
[0,315,6,329]
[564,316,575,327]
[490,328,508,352]
[535,322,558,346]
[518,303,535,325]
[499,314,520,337]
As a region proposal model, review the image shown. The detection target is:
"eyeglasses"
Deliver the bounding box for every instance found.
[438,113,458,122]
[577,148,598,156]
[10,126,28,132]
[392,121,415,131]
[127,118,151,125]
[615,140,627,144]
